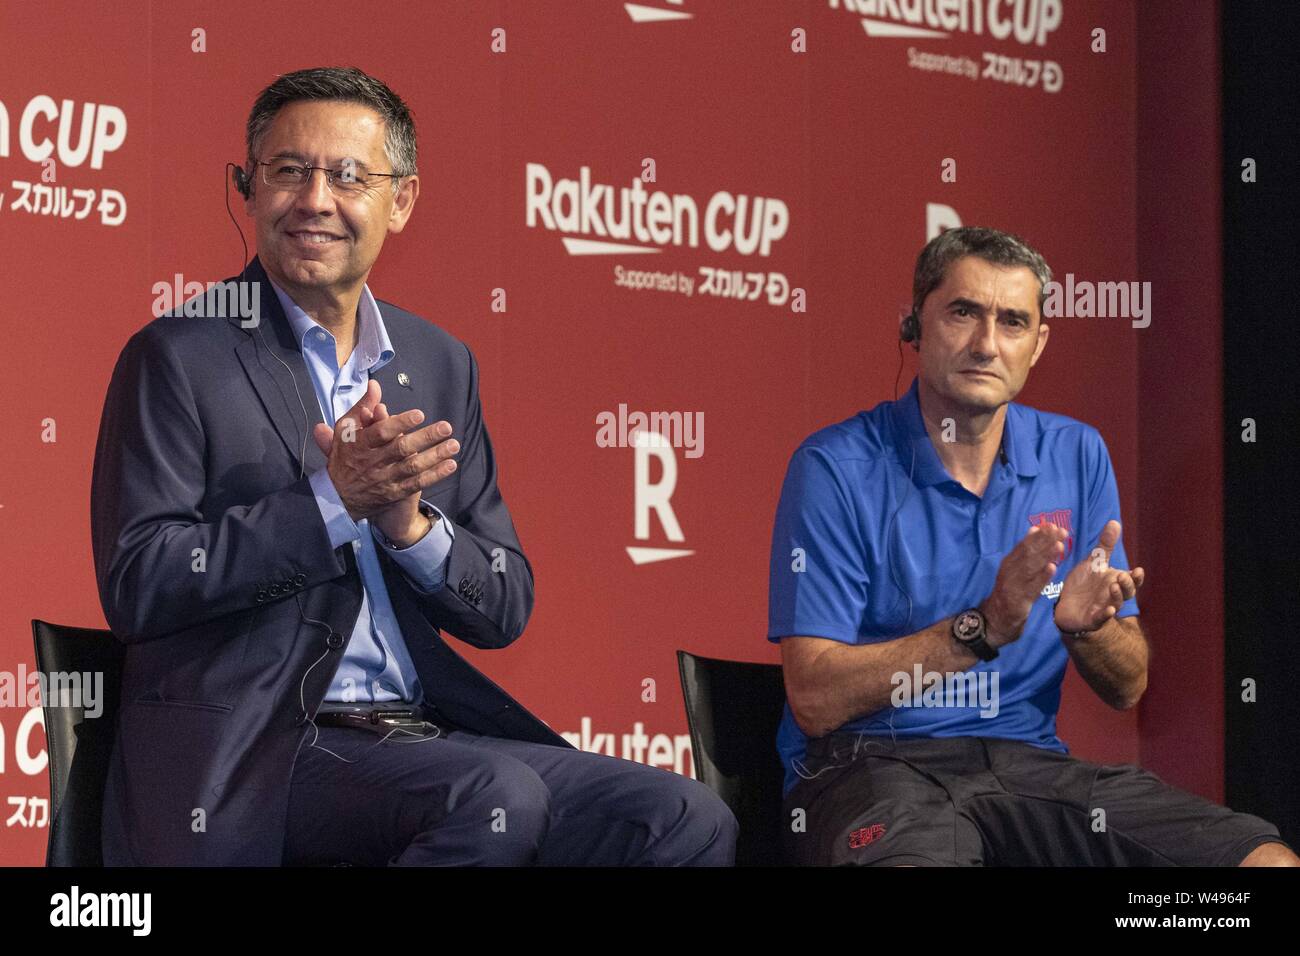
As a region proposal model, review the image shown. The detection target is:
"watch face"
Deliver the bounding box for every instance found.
[955,611,982,641]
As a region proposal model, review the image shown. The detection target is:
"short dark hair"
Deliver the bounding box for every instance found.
[244,66,418,189]
[911,226,1053,322]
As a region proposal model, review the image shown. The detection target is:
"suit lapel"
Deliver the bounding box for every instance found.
[367,346,416,420]
[232,256,328,479]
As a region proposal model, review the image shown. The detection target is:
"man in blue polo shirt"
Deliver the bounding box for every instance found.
[768,226,1297,866]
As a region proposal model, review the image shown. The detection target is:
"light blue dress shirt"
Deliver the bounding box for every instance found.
[268,278,455,705]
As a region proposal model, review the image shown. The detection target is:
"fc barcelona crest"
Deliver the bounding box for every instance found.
[1029,508,1074,560]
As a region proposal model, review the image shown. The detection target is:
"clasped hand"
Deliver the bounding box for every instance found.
[311,379,459,547]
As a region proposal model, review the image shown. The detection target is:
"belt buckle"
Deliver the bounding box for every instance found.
[315,703,419,724]
[375,710,417,726]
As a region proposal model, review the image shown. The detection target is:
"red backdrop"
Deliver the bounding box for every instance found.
[0,0,1220,865]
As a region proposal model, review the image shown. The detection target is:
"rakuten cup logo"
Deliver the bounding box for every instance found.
[0,94,129,226]
[525,162,801,310]
[526,163,788,257]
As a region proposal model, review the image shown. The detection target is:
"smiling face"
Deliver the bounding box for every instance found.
[244,99,417,307]
[914,255,1050,416]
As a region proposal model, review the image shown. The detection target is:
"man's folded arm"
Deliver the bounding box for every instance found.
[392,343,534,650]
[90,325,348,644]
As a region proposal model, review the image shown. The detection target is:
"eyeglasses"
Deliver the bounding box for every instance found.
[256,159,404,196]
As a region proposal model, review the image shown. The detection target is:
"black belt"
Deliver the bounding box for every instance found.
[312,703,450,737]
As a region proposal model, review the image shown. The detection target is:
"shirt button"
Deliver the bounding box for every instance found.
[316,330,328,341]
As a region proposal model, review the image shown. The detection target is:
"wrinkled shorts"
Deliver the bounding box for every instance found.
[783,734,1287,866]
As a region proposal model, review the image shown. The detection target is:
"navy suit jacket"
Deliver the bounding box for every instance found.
[90,255,571,865]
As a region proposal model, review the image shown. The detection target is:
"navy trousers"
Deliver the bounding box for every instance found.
[282,723,738,866]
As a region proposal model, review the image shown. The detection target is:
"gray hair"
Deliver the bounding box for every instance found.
[911,226,1053,322]
[244,66,418,192]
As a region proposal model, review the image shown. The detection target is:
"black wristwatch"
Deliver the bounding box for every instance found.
[952,608,999,661]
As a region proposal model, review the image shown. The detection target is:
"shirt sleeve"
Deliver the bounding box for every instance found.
[1082,429,1140,618]
[767,445,870,644]
[309,467,362,550]
[371,501,455,594]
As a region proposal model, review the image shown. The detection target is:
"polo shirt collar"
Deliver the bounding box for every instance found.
[268,277,395,373]
[890,376,1039,487]
[1001,393,1039,478]
[889,377,949,487]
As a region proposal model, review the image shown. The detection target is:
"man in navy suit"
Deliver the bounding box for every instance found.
[90,66,736,866]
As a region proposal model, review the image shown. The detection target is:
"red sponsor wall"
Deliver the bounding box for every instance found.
[0,0,1217,865]
[1135,0,1224,802]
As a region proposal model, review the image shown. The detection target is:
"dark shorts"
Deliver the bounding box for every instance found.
[783,734,1288,866]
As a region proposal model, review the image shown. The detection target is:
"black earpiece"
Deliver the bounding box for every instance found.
[900,311,920,345]
[231,163,251,199]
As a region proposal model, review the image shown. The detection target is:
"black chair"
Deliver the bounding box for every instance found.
[676,650,788,866]
[31,620,124,867]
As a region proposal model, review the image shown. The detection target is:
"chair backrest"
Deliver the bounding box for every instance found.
[30,619,124,867]
[676,650,788,866]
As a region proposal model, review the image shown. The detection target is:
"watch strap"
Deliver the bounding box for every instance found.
[379,502,437,550]
[1054,608,1098,639]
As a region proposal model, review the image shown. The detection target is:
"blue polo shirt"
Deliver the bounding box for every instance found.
[767,377,1139,797]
